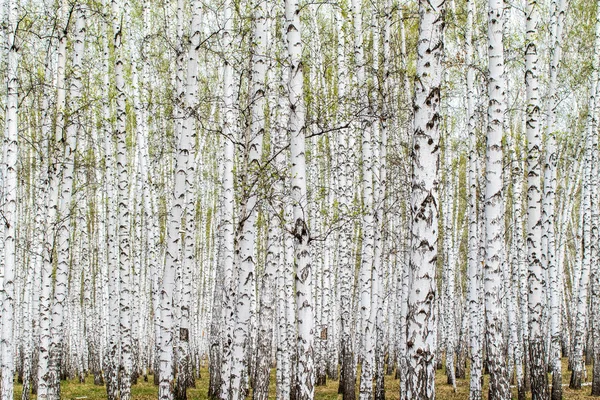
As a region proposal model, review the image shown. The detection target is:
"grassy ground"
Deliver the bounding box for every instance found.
[12,358,600,399]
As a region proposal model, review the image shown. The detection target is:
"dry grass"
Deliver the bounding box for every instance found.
[11,358,600,399]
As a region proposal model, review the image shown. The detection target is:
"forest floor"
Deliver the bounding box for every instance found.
[12,358,598,399]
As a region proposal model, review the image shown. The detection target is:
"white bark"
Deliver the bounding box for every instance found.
[36,12,59,400]
[274,40,292,399]
[354,0,375,397]
[252,213,279,400]
[159,2,196,397]
[525,0,549,397]
[544,0,567,397]
[465,0,481,396]
[442,146,457,390]
[228,1,267,397]
[284,0,314,398]
[484,0,510,397]
[217,0,237,396]
[571,0,600,388]
[0,1,19,399]
[334,5,357,399]
[508,132,527,399]
[175,3,202,399]
[404,0,444,398]
[113,0,131,396]
[48,3,84,397]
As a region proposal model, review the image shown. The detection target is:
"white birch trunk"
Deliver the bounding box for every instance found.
[159,2,196,397]
[484,0,510,397]
[252,212,279,400]
[353,0,375,397]
[48,3,84,397]
[525,0,549,397]
[114,0,131,396]
[334,6,357,399]
[465,0,481,396]
[228,1,267,397]
[544,0,567,398]
[404,0,444,398]
[175,3,202,399]
[36,38,58,399]
[0,1,19,398]
[571,0,600,388]
[217,0,237,395]
[443,147,457,389]
[104,1,120,395]
[285,0,313,398]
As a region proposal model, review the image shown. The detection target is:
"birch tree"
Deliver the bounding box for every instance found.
[113,0,131,397]
[544,0,567,398]
[404,0,444,398]
[215,0,237,397]
[158,0,197,398]
[570,0,600,390]
[525,0,549,397]
[284,0,314,398]
[0,1,19,399]
[228,1,268,398]
[484,0,510,397]
[465,0,482,397]
[334,5,357,399]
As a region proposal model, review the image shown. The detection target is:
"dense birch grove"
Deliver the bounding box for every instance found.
[3,0,600,399]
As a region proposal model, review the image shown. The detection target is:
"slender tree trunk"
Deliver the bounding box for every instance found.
[284,0,314,398]
[404,0,444,398]
[44,1,69,397]
[525,0,549,398]
[353,0,375,397]
[36,9,61,399]
[465,2,481,396]
[0,1,19,399]
[571,0,600,389]
[158,1,196,398]
[252,214,279,400]
[484,0,510,398]
[507,131,526,400]
[215,1,237,398]
[175,3,202,399]
[114,1,131,397]
[228,1,267,397]
[48,4,86,398]
[334,6,356,400]
[443,146,457,390]
[545,0,567,398]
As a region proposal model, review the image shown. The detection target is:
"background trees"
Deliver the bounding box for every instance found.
[2,0,600,400]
